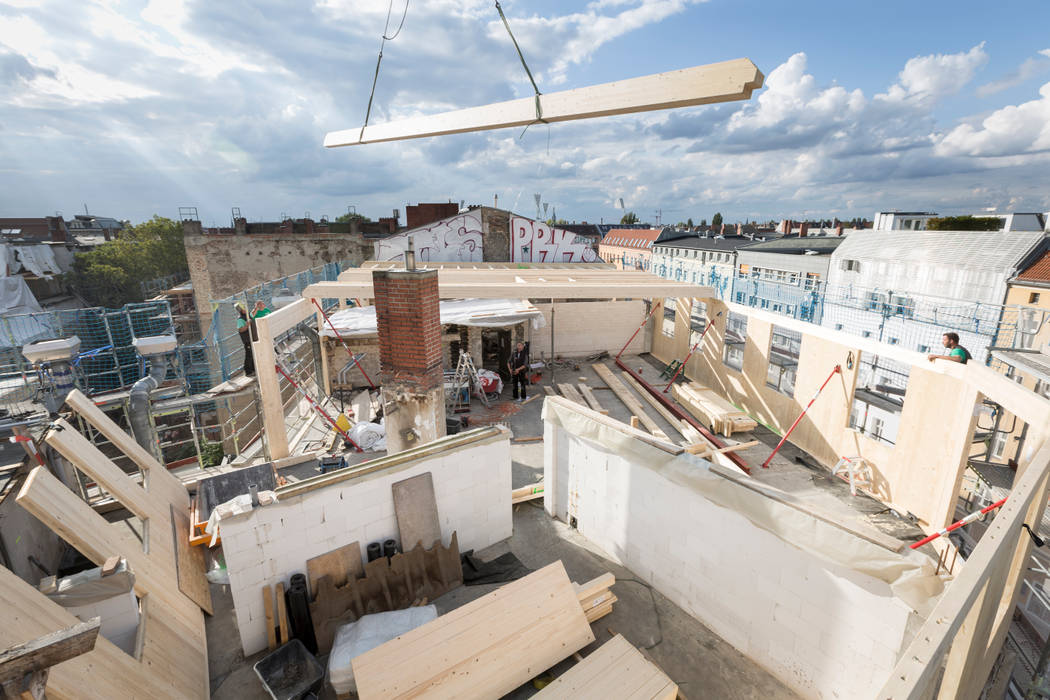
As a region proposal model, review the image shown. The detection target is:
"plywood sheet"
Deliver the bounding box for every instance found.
[351,560,594,699]
[306,541,363,598]
[392,472,441,550]
[170,505,213,615]
[534,634,677,700]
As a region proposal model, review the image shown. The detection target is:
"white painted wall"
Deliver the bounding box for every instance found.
[374,211,483,262]
[529,300,648,358]
[543,414,926,700]
[220,430,513,655]
[509,217,598,263]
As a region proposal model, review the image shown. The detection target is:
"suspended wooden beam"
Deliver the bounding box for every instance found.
[325,58,764,147]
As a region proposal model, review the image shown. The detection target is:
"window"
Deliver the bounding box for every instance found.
[766,326,801,396]
[723,311,747,371]
[689,299,707,345]
[841,259,861,272]
[804,273,821,291]
[888,337,899,345]
[862,331,872,338]
[849,352,909,446]
[887,294,915,318]
[835,324,843,331]
[662,297,676,337]
[918,344,929,353]
[1030,292,1041,304]
[1036,380,1050,400]
[866,292,882,311]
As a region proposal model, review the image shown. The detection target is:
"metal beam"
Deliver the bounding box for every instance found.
[325,59,764,147]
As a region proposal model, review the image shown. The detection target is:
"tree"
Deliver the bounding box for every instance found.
[711,212,723,228]
[620,211,639,225]
[686,218,694,228]
[69,216,188,308]
[335,212,371,223]
[699,219,708,228]
[926,215,1001,231]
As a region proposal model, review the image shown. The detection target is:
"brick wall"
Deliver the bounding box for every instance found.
[372,269,443,389]
[220,428,513,655]
[406,202,459,230]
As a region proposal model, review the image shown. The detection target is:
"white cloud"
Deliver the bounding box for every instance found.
[936,81,1050,156]
[976,50,1050,97]
[878,42,987,103]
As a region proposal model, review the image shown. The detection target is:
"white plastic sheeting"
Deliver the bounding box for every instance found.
[328,607,438,695]
[11,245,61,279]
[542,397,944,615]
[319,298,546,338]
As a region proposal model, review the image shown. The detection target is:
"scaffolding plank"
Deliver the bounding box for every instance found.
[326,59,763,146]
[577,384,608,415]
[557,383,587,407]
[534,634,677,699]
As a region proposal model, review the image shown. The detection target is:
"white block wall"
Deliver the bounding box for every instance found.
[530,300,648,358]
[221,433,513,655]
[544,421,917,700]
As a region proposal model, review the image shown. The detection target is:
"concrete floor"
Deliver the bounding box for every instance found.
[206,352,926,698]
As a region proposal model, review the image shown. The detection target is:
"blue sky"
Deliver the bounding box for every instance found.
[1,0,1048,227]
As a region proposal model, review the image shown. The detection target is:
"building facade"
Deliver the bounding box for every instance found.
[598,228,662,271]
[733,234,844,322]
[651,233,758,300]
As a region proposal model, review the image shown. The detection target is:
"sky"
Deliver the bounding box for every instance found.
[1,0,1049,227]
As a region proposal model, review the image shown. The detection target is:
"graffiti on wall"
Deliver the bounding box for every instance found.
[374,212,484,262]
[510,217,598,263]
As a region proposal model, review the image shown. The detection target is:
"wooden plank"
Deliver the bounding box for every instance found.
[351,560,594,699]
[391,472,442,550]
[511,483,544,504]
[578,384,608,415]
[544,386,558,396]
[303,278,715,303]
[573,573,615,601]
[684,440,758,458]
[326,59,763,146]
[262,585,276,651]
[557,383,587,407]
[252,312,290,460]
[306,541,364,599]
[620,372,701,446]
[275,583,289,645]
[534,634,677,699]
[592,364,670,441]
[62,390,189,510]
[0,618,99,683]
[170,505,213,615]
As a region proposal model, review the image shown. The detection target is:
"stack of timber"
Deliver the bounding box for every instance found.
[534,634,678,699]
[350,560,594,699]
[574,573,616,622]
[672,382,757,437]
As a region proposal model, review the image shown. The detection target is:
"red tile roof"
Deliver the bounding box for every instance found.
[1017,251,1050,282]
[600,228,662,250]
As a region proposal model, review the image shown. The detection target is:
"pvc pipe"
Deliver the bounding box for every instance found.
[910,497,1007,550]
[761,365,841,469]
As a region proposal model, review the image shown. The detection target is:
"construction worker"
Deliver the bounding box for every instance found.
[235,304,255,377]
[508,341,530,402]
[928,332,971,365]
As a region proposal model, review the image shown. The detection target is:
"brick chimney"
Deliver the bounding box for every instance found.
[780,219,791,234]
[234,217,247,235]
[835,223,844,236]
[719,223,726,236]
[799,222,809,238]
[372,249,446,453]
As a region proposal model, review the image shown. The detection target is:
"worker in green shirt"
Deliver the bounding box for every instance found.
[928,332,971,364]
[252,300,272,319]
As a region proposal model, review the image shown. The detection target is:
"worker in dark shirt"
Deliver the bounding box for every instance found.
[508,341,530,401]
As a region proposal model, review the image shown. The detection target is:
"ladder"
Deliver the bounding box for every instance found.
[448,352,489,411]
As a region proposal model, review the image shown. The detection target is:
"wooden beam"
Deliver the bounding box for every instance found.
[557,383,587,407]
[578,384,608,415]
[303,279,713,302]
[63,389,189,510]
[620,372,700,446]
[252,312,289,460]
[0,618,100,684]
[592,364,670,442]
[325,59,763,146]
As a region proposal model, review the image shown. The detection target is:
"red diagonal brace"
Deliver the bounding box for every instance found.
[312,297,376,389]
[274,363,362,452]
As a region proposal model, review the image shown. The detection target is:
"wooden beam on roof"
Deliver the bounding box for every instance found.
[325,59,763,147]
[305,279,712,302]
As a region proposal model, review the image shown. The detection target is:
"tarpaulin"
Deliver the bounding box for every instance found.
[12,245,61,279]
[542,397,945,616]
[319,298,546,338]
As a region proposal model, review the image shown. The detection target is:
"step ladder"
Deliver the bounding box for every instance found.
[448,351,489,411]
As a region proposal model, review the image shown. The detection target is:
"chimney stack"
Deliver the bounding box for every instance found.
[799,222,809,238]
[372,264,445,454]
[835,223,844,236]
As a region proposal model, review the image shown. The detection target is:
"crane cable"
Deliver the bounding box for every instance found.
[359,0,410,143]
[494,1,546,135]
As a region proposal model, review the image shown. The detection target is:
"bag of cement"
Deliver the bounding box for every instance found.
[328,606,438,695]
[348,421,386,451]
